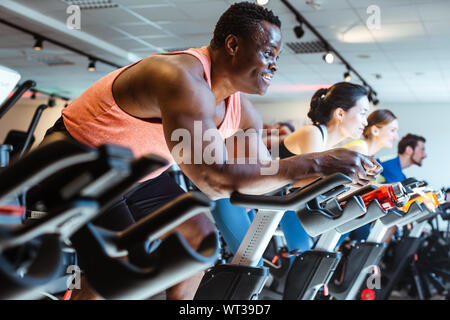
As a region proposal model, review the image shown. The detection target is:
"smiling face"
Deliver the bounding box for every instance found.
[374,119,399,148]
[338,95,370,139]
[228,20,282,95]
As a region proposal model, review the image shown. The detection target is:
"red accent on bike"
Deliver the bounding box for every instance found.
[62,289,72,300]
[0,205,25,216]
[360,288,376,300]
[340,183,406,212]
[323,284,329,296]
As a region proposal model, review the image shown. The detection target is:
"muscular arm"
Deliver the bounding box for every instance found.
[153,64,308,197]
[225,94,271,163]
[152,60,379,198]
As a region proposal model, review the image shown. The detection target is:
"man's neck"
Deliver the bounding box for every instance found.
[398,153,411,169]
[207,46,238,104]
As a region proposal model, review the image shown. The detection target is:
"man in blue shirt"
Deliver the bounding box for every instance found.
[379,133,427,183]
[365,134,428,244]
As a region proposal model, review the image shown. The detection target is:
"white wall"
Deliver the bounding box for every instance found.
[251,98,450,189]
[379,102,450,190]
[1,96,449,190]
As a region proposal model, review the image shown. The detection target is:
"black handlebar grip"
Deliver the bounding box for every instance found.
[230,173,352,211]
[0,80,36,119]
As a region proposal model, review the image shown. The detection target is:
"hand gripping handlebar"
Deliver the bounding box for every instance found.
[230,173,352,211]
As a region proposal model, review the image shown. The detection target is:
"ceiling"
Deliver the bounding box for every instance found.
[0,0,449,104]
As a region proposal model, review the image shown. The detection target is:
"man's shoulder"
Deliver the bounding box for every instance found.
[379,154,398,164]
[379,154,404,183]
[140,53,206,86]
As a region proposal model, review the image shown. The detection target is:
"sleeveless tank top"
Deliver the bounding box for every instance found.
[342,139,368,153]
[62,47,241,180]
[278,124,327,159]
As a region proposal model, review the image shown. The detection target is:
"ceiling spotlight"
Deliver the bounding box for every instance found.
[88,59,96,72]
[48,95,56,107]
[33,37,43,51]
[293,24,305,39]
[369,92,379,106]
[372,96,380,105]
[344,71,351,82]
[256,0,269,5]
[322,52,334,64]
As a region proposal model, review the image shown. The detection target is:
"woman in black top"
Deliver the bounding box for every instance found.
[278,82,373,254]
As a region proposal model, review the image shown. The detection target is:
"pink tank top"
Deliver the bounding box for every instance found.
[62,47,241,180]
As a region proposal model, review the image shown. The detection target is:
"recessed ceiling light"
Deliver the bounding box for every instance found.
[357,54,370,59]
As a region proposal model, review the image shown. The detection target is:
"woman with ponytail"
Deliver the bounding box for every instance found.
[279,82,370,161]
[278,82,372,254]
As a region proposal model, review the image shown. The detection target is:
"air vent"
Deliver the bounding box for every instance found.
[61,0,118,10]
[286,41,326,54]
[25,51,75,67]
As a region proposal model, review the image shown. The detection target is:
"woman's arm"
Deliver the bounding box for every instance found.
[281,125,327,188]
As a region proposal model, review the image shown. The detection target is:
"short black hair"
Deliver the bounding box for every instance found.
[398,133,426,154]
[211,1,281,49]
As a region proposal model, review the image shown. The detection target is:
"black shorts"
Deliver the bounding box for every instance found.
[93,172,186,231]
[45,117,186,231]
